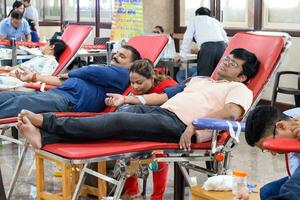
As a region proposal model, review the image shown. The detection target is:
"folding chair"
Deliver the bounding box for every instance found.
[32,31,291,200]
[0,34,169,200]
[271,70,300,107]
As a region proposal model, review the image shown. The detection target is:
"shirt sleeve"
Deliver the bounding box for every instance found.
[0,21,7,37]
[180,18,195,58]
[225,84,253,115]
[33,8,39,22]
[68,66,129,87]
[23,21,31,35]
[164,82,186,99]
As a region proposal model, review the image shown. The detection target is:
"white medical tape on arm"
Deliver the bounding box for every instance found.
[137,95,146,105]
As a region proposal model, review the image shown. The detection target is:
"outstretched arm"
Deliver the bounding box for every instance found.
[105,82,186,107]
[105,93,169,107]
[15,68,64,86]
[179,103,245,151]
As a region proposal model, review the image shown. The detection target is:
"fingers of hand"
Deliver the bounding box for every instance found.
[179,134,191,151]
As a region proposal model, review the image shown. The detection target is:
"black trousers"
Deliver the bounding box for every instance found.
[197,41,227,77]
[40,105,187,146]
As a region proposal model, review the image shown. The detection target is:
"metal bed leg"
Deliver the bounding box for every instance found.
[113,175,126,200]
[141,177,147,197]
[11,127,18,140]
[174,162,185,200]
[6,141,29,200]
[223,152,231,174]
[72,163,89,200]
[178,164,195,187]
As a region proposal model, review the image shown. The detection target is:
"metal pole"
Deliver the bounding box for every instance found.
[7,142,29,199]
[106,41,115,65]
[11,38,17,66]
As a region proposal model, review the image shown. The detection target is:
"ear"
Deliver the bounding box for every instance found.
[237,74,247,83]
[276,121,289,130]
[49,44,55,50]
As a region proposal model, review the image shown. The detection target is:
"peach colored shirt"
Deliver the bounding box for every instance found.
[161,77,253,125]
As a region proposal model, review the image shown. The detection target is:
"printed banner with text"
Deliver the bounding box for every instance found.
[110,0,144,41]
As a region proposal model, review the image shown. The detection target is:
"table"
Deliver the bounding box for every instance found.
[191,185,260,200]
[158,54,197,79]
[0,55,34,66]
[0,55,34,61]
[0,47,34,66]
[77,49,107,65]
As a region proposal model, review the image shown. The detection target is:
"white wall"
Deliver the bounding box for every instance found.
[260,37,300,105]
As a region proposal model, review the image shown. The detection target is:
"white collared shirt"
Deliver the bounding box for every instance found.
[180,16,228,58]
[20,55,58,75]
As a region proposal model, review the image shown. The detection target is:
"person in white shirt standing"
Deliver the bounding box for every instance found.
[23,0,39,34]
[175,7,228,77]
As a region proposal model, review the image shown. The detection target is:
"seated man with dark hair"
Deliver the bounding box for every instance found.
[0,45,141,118]
[0,38,66,75]
[0,11,31,41]
[243,106,300,200]
[17,48,259,150]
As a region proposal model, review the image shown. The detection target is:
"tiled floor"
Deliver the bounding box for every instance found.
[0,132,286,199]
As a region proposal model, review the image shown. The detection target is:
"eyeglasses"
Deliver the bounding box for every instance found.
[262,125,277,152]
[223,56,239,68]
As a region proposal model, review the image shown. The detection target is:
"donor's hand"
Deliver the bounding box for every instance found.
[179,124,196,151]
[15,68,34,82]
[105,93,125,107]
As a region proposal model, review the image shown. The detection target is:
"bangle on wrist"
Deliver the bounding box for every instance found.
[31,73,37,82]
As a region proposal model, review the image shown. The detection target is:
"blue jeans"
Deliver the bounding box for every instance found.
[0,91,74,118]
[260,165,300,200]
[176,66,197,83]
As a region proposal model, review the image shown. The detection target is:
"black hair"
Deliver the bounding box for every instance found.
[27,19,36,32]
[130,58,170,83]
[121,45,141,62]
[195,7,211,16]
[230,48,260,83]
[245,106,290,146]
[10,10,23,20]
[8,1,24,17]
[49,38,67,61]
[130,59,155,79]
[154,26,164,33]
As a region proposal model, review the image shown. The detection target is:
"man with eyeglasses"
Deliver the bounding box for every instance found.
[242,106,300,200]
[16,48,260,153]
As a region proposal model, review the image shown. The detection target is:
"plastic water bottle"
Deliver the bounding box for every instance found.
[232,170,247,196]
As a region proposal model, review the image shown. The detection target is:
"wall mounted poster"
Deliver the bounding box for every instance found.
[110,0,144,41]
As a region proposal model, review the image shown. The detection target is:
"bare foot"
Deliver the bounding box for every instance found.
[17,116,42,149]
[19,109,43,128]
